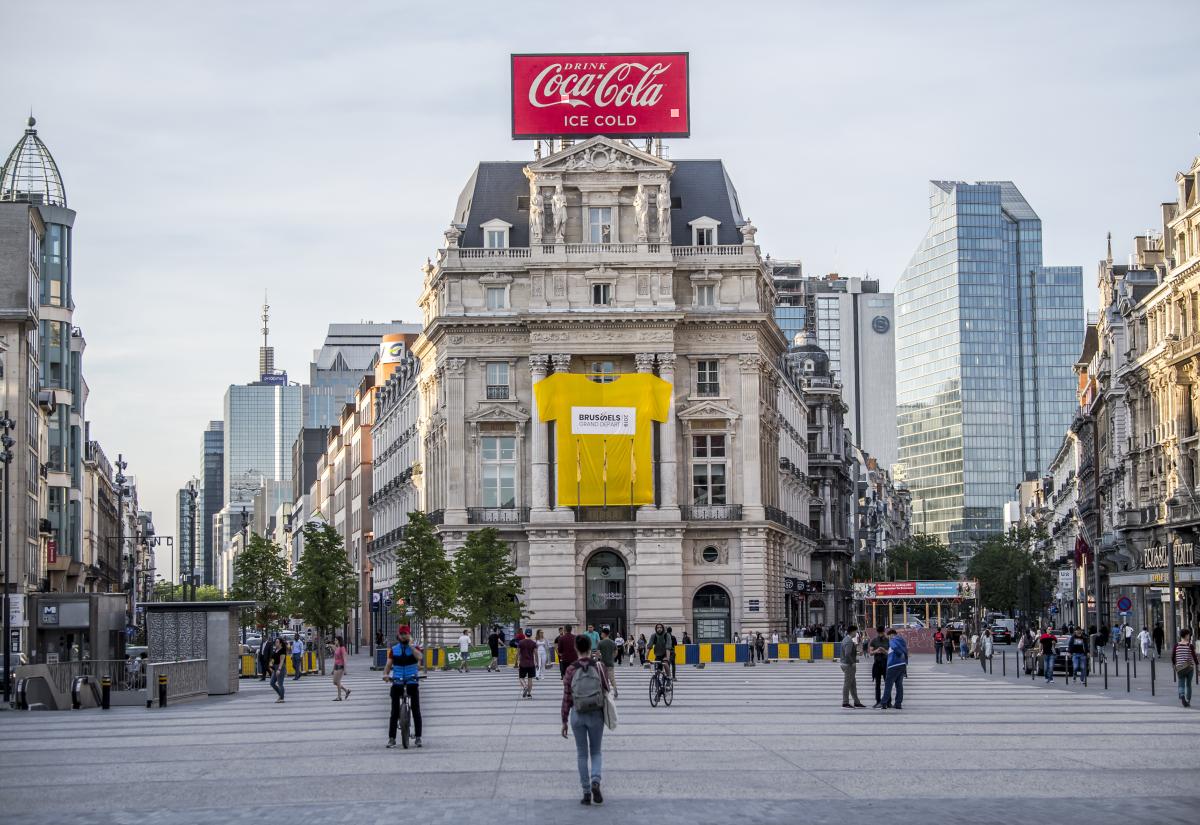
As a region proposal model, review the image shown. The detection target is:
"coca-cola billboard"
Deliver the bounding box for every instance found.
[511,52,690,139]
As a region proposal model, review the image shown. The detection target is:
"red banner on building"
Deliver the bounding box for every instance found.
[511,53,690,139]
[47,538,57,565]
[874,581,916,598]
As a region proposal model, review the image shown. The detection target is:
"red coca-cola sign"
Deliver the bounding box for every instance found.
[511,53,690,139]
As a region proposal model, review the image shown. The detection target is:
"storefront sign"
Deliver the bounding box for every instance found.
[7,594,25,628]
[1142,542,1195,570]
[511,53,691,139]
[748,599,761,612]
[1057,569,1074,591]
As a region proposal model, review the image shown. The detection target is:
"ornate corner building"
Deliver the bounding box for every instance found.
[407,136,819,641]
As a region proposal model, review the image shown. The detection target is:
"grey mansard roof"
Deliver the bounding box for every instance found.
[452,158,746,248]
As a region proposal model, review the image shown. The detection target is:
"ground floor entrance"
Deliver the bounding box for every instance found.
[692,584,731,643]
[584,550,627,636]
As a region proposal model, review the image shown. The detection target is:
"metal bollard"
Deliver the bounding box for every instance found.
[158,673,168,708]
[1151,658,1155,697]
[1114,654,1119,677]
[989,655,993,675]
[1126,664,1131,693]
[1002,651,1006,677]
[101,676,111,710]
[1104,661,1108,690]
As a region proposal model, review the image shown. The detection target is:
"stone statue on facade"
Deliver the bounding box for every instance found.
[739,219,758,246]
[529,184,544,244]
[444,223,462,249]
[552,185,567,244]
[634,184,649,242]
[657,182,671,243]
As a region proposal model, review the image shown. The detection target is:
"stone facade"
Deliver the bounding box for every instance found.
[411,137,813,642]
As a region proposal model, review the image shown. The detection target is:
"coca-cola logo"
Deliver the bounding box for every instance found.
[512,53,690,139]
[528,61,670,109]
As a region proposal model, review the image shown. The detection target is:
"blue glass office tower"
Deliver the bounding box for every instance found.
[896,181,1083,556]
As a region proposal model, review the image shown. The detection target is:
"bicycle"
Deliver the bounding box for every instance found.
[384,676,416,749]
[649,659,673,707]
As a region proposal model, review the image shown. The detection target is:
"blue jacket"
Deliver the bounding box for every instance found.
[886,636,908,671]
[391,643,420,684]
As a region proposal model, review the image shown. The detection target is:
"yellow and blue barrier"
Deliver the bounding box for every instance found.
[239,651,320,677]
[645,642,843,664]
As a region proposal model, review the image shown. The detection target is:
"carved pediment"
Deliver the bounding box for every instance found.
[466,403,531,424]
[527,136,673,175]
[678,399,740,422]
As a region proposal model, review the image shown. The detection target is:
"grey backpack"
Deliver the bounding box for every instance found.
[571,661,605,712]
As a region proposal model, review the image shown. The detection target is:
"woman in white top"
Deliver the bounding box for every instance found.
[1138,626,1152,659]
[535,629,548,680]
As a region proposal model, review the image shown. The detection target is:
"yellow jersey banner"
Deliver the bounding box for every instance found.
[534,373,672,506]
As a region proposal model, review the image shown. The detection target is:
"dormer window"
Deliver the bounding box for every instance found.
[481,218,512,249]
[688,216,721,247]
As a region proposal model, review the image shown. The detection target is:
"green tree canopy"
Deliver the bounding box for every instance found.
[195,585,225,601]
[454,527,527,632]
[229,533,290,632]
[292,522,357,668]
[393,512,456,653]
[883,534,960,581]
[966,526,1054,617]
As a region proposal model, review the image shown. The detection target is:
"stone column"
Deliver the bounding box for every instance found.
[739,354,765,520]
[655,353,680,515]
[529,355,551,516]
[444,358,468,524]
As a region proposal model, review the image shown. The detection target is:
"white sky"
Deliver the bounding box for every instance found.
[3,1,1197,582]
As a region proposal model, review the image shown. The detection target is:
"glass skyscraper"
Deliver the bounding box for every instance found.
[896,181,1083,556]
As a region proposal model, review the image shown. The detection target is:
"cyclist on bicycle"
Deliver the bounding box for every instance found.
[648,623,672,681]
[386,625,423,749]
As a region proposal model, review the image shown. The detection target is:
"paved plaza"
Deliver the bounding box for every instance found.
[3,653,1199,824]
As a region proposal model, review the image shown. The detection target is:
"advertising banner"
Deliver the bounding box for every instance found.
[511,53,690,139]
[571,407,635,436]
[875,581,917,598]
[853,581,978,600]
[379,337,406,365]
[444,646,497,670]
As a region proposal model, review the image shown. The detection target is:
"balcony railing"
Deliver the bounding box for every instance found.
[574,505,639,522]
[440,243,755,268]
[426,509,445,526]
[1168,500,1200,525]
[456,247,531,259]
[468,507,530,525]
[681,504,743,521]
[485,385,510,400]
[671,244,752,258]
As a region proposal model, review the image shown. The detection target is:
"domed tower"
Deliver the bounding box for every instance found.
[1,116,85,587]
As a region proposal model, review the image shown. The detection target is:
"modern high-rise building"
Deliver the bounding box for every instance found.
[303,322,421,428]
[773,267,897,470]
[197,421,223,585]
[175,483,197,591]
[895,180,1083,555]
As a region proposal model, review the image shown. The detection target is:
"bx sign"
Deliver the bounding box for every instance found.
[511,53,690,139]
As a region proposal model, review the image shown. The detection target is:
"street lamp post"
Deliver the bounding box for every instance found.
[1,411,15,703]
[115,455,129,631]
[186,482,198,601]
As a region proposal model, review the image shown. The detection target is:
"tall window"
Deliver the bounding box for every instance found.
[588,207,613,243]
[692,434,727,506]
[485,286,506,310]
[591,283,612,306]
[696,360,720,396]
[696,283,716,307]
[481,436,516,508]
[485,362,509,399]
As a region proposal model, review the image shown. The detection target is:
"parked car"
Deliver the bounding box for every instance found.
[990,619,1016,644]
[1023,634,1071,675]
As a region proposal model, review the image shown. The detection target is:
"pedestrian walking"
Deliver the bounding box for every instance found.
[840,625,865,708]
[1172,629,1198,707]
[771,631,779,645]
[585,624,601,652]
[332,636,351,701]
[517,629,538,698]
[269,637,287,703]
[487,626,502,672]
[457,629,471,673]
[613,631,625,666]
[291,633,305,680]
[933,627,945,664]
[636,633,647,666]
[1068,628,1088,685]
[754,632,766,662]
[385,626,423,748]
[1138,626,1152,659]
[257,636,271,681]
[561,634,612,806]
[959,631,969,660]
[667,627,679,679]
[944,629,954,663]
[597,626,618,698]
[1122,621,1133,652]
[1153,623,1165,658]
[535,629,549,679]
[868,626,889,708]
[977,628,993,672]
[681,631,692,645]
[556,625,578,679]
[1038,627,1058,683]
[880,628,908,710]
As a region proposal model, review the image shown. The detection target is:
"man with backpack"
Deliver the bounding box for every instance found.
[561,634,612,806]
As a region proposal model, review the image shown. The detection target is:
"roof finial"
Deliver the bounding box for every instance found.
[26,111,36,131]
[1106,231,1113,265]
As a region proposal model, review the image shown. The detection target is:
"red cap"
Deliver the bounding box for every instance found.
[397,625,411,635]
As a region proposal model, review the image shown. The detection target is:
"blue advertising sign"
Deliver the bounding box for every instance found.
[915,581,961,598]
[259,372,288,386]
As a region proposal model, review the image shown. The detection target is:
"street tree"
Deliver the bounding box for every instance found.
[195,585,224,601]
[454,527,527,635]
[292,522,357,674]
[393,511,456,668]
[967,526,1054,619]
[229,533,290,634]
[884,533,960,581]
